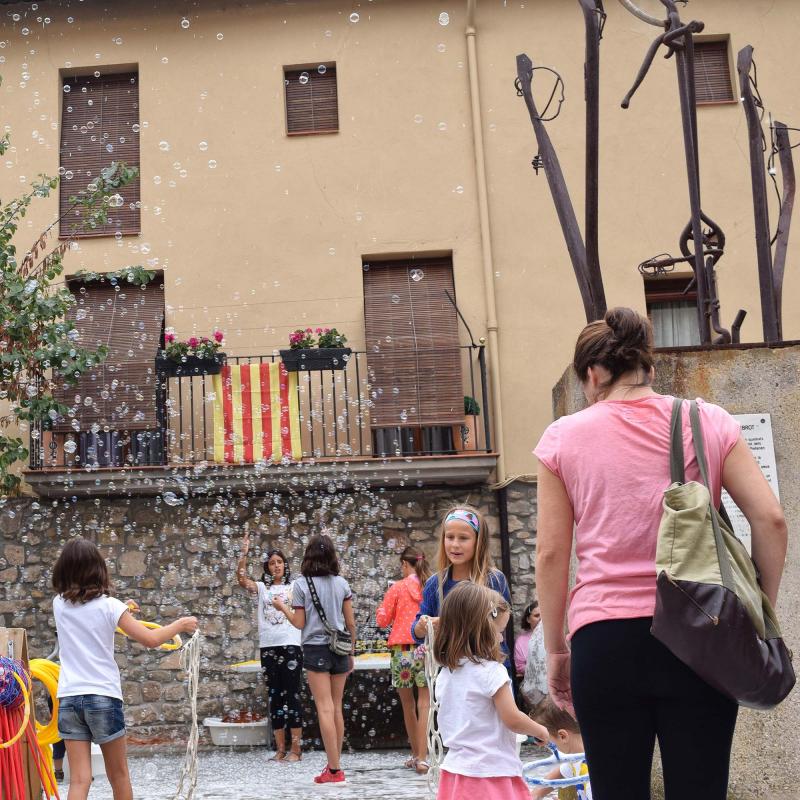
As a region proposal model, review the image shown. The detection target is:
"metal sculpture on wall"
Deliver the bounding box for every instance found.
[516,0,795,345]
[737,45,796,344]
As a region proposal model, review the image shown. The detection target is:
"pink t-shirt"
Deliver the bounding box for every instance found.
[534,395,741,637]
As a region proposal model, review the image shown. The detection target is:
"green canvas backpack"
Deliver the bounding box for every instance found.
[651,398,794,710]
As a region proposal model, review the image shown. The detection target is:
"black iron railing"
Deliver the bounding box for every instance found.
[28,346,492,470]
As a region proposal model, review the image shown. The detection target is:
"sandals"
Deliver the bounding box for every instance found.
[404,756,418,769]
[284,751,302,763]
[269,751,287,763]
[415,759,430,775]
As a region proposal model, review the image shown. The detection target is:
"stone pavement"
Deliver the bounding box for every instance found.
[79,744,553,799]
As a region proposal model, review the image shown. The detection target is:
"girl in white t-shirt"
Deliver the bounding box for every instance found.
[236,529,303,762]
[433,582,551,800]
[52,537,197,800]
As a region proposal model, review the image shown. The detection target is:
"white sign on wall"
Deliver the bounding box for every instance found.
[721,414,780,553]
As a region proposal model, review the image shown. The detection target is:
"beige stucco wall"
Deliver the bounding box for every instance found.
[1,0,799,482]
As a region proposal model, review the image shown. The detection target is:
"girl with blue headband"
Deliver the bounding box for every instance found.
[411,504,511,644]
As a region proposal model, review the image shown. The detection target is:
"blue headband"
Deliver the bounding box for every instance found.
[445,509,480,533]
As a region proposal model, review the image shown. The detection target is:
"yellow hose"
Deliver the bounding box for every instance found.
[29,659,61,747]
[115,619,182,651]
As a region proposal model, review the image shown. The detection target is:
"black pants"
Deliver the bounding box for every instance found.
[260,645,303,732]
[571,618,738,800]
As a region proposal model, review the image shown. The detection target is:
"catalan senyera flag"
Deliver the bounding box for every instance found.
[212,362,302,464]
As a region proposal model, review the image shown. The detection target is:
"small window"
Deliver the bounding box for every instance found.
[284,65,338,135]
[60,71,141,237]
[645,276,701,347]
[693,40,734,104]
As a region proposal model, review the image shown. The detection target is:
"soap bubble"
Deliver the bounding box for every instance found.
[317,64,327,75]
[410,269,424,282]
[64,440,77,455]
[349,12,360,23]
[216,32,224,40]
[199,141,208,151]
[159,141,170,151]
[299,72,309,85]
[208,159,217,169]
[438,11,450,25]
[180,17,190,29]
[163,492,183,506]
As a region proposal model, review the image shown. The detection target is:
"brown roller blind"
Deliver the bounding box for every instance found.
[363,258,464,427]
[693,41,734,103]
[53,275,164,431]
[285,66,339,134]
[60,71,141,237]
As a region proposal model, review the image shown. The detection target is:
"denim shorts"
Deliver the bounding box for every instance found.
[303,644,351,675]
[58,694,126,745]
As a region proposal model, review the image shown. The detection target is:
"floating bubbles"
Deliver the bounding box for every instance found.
[216,32,224,40]
[208,159,217,169]
[62,84,71,93]
[12,13,20,21]
[180,17,190,29]
[108,193,124,207]
[317,64,327,75]
[438,121,448,132]
[21,28,30,36]
[159,141,170,151]
[162,492,183,507]
[298,71,309,85]
[438,11,450,25]
[63,440,77,455]
[106,143,113,153]
[199,141,208,151]
[349,12,360,23]
[161,56,169,64]
[454,184,464,194]
[390,294,400,304]
[410,268,424,282]
[414,114,423,124]
[437,43,447,53]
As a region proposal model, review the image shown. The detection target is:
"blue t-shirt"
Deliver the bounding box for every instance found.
[410,568,512,645]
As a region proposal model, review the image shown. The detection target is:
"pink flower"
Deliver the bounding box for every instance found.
[165,332,175,343]
[306,328,313,333]
[315,327,323,334]
[188,336,199,348]
[324,328,330,333]
[213,330,224,343]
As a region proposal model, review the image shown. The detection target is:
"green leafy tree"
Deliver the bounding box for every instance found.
[0,118,140,494]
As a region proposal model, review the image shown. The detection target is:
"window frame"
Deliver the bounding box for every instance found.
[693,36,736,106]
[283,63,339,137]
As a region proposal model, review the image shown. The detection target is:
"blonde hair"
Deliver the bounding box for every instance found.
[531,697,581,737]
[435,503,495,587]
[433,582,503,670]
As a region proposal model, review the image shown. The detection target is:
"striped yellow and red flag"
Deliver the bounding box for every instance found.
[212,362,302,464]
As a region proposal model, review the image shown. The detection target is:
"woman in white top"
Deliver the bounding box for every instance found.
[237,530,303,762]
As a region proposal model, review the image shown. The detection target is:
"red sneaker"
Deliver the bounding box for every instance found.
[314,765,346,784]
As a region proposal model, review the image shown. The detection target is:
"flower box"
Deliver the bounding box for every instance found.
[279,347,351,372]
[155,353,226,377]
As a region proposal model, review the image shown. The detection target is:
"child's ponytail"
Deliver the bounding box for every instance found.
[400,545,431,585]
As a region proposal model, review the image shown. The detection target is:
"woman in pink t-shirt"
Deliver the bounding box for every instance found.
[534,307,787,800]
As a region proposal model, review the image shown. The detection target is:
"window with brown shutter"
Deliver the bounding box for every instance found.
[693,40,735,104]
[284,65,339,135]
[53,274,164,442]
[60,71,141,237]
[644,275,701,347]
[363,258,464,429]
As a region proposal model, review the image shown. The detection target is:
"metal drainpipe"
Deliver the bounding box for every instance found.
[466,0,516,681]
[466,0,506,485]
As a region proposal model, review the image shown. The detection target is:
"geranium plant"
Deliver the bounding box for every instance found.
[163,328,225,361]
[288,328,316,349]
[317,327,348,348]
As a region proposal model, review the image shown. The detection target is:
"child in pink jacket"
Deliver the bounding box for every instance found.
[376,545,431,773]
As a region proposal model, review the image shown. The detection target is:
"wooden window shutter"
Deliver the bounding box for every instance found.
[284,66,339,135]
[52,276,164,432]
[693,41,734,103]
[363,258,464,428]
[60,72,141,237]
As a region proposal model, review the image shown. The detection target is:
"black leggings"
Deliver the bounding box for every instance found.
[260,645,303,732]
[571,618,738,800]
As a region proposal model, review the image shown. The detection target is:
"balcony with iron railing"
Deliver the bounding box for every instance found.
[25,346,497,497]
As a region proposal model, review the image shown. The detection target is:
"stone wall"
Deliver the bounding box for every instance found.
[554,343,800,800]
[0,481,537,749]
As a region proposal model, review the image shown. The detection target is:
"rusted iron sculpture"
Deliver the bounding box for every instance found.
[515,1,608,323]
[737,46,796,343]
[517,0,795,345]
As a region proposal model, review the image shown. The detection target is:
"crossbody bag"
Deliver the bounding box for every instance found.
[305,576,353,658]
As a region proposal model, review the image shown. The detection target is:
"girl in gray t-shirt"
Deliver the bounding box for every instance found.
[273,533,356,785]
